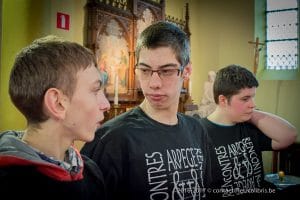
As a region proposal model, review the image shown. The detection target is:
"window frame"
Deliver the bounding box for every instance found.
[255,0,299,80]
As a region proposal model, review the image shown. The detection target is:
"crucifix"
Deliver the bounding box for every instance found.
[248,37,264,75]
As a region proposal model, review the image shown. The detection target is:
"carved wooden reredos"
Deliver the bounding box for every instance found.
[84,0,190,115]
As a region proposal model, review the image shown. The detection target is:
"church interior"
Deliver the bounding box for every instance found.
[0,0,299,178]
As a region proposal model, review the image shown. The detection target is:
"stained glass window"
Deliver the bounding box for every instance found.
[266,0,298,70]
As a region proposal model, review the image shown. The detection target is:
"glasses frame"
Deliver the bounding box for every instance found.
[134,64,184,80]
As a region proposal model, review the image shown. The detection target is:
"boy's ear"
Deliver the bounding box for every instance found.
[218,95,228,106]
[43,88,68,120]
[183,62,192,80]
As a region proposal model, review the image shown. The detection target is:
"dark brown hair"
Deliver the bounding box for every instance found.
[213,64,259,104]
[9,35,97,124]
[135,21,190,68]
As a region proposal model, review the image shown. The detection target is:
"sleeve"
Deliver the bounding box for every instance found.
[258,132,272,151]
[81,155,107,200]
[247,123,272,151]
[82,126,129,200]
[197,119,214,190]
[187,117,214,198]
[80,128,103,158]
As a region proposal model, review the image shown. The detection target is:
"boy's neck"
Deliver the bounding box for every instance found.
[207,108,235,126]
[139,101,178,125]
[22,125,71,161]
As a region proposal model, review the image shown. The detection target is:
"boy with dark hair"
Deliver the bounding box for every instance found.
[0,35,110,199]
[81,21,212,200]
[201,64,297,199]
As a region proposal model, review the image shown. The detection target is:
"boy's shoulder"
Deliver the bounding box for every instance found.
[102,107,142,128]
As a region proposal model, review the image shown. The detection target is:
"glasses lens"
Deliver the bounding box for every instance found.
[135,66,181,80]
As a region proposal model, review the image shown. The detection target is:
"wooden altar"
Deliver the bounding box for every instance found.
[84,0,191,121]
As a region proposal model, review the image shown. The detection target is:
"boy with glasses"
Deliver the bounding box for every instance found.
[81,21,213,200]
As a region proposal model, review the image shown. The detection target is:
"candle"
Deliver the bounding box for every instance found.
[114,74,119,105]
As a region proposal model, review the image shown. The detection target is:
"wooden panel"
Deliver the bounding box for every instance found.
[273,143,300,176]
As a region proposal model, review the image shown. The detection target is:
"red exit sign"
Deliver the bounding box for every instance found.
[57,12,70,30]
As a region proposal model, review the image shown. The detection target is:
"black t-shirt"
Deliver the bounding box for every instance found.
[201,118,277,199]
[81,107,213,200]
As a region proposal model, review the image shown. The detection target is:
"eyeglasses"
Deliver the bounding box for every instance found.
[135,65,183,80]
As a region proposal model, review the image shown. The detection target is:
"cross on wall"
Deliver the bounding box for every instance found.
[248,37,265,75]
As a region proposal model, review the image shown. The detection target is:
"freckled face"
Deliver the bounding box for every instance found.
[63,65,110,142]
